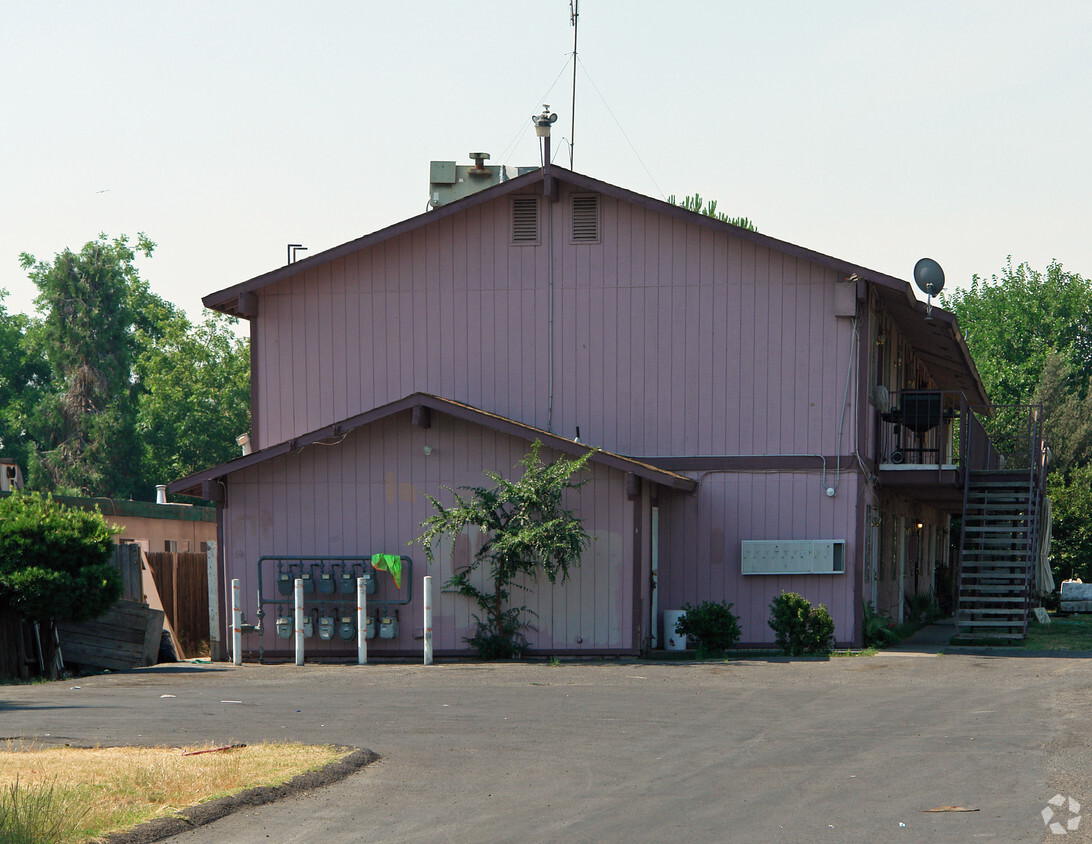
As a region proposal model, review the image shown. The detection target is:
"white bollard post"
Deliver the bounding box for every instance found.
[231,578,242,666]
[423,575,433,666]
[357,576,368,665]
[294,578,304,666]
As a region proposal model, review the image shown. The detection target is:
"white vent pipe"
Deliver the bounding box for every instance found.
[231,578,242,666]
[294,578,304,666]
[423,575,433,666]
[156,485,167,504]
[357,577,368,666]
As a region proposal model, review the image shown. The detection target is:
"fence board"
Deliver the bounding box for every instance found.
[110,543,143,601]
[56,599,164,671]
[145,552,210,652]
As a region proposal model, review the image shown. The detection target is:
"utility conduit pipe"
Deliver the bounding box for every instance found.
[692,455,830,496]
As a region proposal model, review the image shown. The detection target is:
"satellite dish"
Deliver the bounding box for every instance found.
[913,258,945,297]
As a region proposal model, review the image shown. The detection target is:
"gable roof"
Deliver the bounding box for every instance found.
[203,165,990,407]
[167,392,698,497]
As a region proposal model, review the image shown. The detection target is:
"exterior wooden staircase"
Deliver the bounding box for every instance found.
[954,471,1040,640]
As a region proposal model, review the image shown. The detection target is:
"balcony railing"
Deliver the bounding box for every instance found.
[876,389,963,469]
[876,390,1046,481]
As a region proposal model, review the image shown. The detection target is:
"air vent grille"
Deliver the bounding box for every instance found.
[511,196,539,244]
[571,194,599,242]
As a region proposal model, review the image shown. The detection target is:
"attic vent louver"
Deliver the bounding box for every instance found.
[571,194,599,243]
[511,196,540,244]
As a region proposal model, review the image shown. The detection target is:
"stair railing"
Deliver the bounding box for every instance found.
[955,398,975,637]
[1020,405,1047,634]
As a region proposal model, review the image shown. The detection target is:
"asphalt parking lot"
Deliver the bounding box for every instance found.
[2,650,1090,843]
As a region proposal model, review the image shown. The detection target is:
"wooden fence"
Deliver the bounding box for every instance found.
[145,551,209,654]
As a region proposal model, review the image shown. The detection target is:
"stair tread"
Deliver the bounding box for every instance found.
[958,611,1027,618]
[958,598,1027,604]
[960,588,1027,595]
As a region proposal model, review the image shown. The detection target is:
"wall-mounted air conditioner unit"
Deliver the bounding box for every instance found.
[741,540,845,575]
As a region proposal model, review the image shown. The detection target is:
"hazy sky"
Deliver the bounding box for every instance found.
[3,1,1090,321]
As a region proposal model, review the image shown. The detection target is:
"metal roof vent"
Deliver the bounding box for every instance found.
[429,154,535,209]
[571,194,599,243]
[511,196,540,244]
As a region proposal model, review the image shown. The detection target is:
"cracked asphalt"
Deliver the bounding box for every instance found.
[2,650,1090,843]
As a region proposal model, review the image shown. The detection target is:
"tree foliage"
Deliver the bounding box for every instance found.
[668,192,758,232]
[134,311,250,487]
[415,442,592,659]
[944,259,1092,408]
[944,259,1092,582]
[5,233,250,501]
[0,292,48,473]
[1049,464,1092,582]
[18,234,154,497]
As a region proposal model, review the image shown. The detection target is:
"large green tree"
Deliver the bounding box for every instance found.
[944,259,1092,407]
[945,260,1092,582]
[18,234,154,498]
[134,311,250,487]
[0,291,48,472]
[12,233,249,501]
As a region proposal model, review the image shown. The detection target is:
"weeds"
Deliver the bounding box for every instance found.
[862,602,900,648]
[0,776,87,844]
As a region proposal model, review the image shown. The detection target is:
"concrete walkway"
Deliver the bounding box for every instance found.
[884,618,957,656]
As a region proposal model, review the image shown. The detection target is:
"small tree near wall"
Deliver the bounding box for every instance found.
[415,442,592,659]
[0,491,122,677]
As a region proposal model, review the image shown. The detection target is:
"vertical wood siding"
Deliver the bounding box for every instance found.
[243,182,870,650]
[657,472,863,645]
[251,184,857,461]
[223,410,633,655]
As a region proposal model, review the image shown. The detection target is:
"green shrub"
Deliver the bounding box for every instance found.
[0,492,122,678]
[463,606,531,660]
[676,600,741,658]
[0,492,121,625]
[862,601,900,648]
[768,592,835,655]
[904,591,942,626]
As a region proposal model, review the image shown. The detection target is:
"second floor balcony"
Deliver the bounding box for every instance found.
[875,389,1046,508]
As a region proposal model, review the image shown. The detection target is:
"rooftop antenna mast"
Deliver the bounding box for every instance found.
[569,0,579,168]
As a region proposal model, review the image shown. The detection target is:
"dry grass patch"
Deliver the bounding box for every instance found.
[0,741,344,843]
